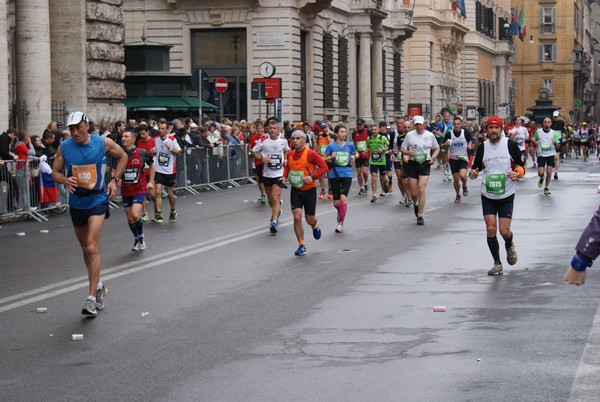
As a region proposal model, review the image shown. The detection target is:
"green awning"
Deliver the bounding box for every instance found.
[124,96,220,111]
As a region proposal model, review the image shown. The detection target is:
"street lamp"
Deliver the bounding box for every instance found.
[529,35,534,44]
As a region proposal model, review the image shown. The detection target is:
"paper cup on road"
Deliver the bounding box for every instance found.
[40,229,49,234]
[16,232,25,236]
[141,312,149,317]
[72,334,84,341]
[433,306,447,312]
[36,307,48,313]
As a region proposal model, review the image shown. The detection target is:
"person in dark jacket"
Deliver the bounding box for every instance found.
[0,129,18,212]
[565,204,600,286]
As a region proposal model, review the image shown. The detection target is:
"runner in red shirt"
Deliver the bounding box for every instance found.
[134,124,155,221]
[121,130,155,251]
[248,121,268,204]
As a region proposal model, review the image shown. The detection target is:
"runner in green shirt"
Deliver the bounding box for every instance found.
[367,124,389,203]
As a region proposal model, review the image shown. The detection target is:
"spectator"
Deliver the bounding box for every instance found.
[0,128,18,212]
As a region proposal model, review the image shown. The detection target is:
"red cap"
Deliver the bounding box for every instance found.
[486,116,503,127]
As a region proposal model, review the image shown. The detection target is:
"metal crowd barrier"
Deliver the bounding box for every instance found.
[0,159,68,222]
[1,144,256,222]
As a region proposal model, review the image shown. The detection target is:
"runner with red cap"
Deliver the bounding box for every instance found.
[469,115,525,276]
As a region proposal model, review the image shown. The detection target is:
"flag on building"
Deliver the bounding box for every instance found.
[454,0,466,17]
[518,8,526,41]
[508,8,520,36]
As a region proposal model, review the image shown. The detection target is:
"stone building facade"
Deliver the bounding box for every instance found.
[0,0,126,135]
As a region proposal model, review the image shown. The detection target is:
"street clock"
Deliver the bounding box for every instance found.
[259,61,276,78]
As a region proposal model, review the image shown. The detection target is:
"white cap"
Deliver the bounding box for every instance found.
[190,122,198,128]
[413,116,425,125]
[552,111,559,117]
[66,111,89,127]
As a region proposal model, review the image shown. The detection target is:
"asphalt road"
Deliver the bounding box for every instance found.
[2,156,600,401]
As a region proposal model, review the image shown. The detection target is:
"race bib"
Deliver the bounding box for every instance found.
[485,173,506,195]
[515,137,524,146]
[267,154,282,170]
[334,151,350,166]
[72,164,98,190]
[320,145,327,155]
[415,151,427,164]
[158,152,171,167]
[356,141,367,152]
[540,141,553,152]
[123,168,139,184]
[288,170,304,188]
[371,152,381,162]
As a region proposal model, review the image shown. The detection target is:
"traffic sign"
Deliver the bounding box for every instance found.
[215,77,228,93]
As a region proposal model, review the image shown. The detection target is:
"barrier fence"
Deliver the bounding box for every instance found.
[0,144,256,222]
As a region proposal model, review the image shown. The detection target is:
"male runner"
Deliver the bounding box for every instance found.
[367,124,389,203]
[533,117,559,195]
[134,124,155,221]
[252,118,290,234]
[442,116,472,203]
[52,111,127,316]
[469,116,525,276]
[284,130,328,255]
[400,116,440,225]
[152,121,182,223]
[121,130,155,251]
[351,119,371,195]
[248,121,268,204]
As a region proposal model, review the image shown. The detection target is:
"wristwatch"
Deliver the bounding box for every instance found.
[112,176,121,184]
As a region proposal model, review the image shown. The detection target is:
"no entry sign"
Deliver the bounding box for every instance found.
[215,77,228,93]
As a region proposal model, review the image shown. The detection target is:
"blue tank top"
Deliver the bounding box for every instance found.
[60,135,108,209]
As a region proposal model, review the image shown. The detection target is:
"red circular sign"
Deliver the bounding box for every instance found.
[215,77,228,93]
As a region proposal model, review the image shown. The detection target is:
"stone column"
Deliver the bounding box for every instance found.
[0,0,9,127]
[358,32,372,122]
[497,65,506,105]
[371,32,384,121]
[347,32,358,121]
[15,0,52,134]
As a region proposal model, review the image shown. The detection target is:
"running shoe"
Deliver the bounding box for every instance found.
[371,195,377,203]
[544,188,551,195]
[95,285,108,310]
[358,188,365,195]
[506,243,517,265]
[260,195,267,204]
[487,263,504,276]
[132,237,140,251]
[319,189,325,200]
[380,191,386,197]
[406,198,413,208]
[327,189,333,199]
[454,195,461,203]
[399,195,407,205]
[537,177,543,188]
[138,234,146,250]
[387,184,392,193]
[270,219,278,234]
[463,187,468,197]
[335,222,344,233]
[169,210,177,222]
[294,244,307,256]
[141,213,148,222]
[312,225,322,240]
[81,298,97,316]
[417,216,425,225]
[151,213,163,223]
[554,172,558,180]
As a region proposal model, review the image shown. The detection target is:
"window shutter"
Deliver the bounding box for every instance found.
[552,44,557,61]
[538,44,543,62]
[552,9,556,33]
[539,9,543,33]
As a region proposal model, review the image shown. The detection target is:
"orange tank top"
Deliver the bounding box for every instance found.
[287,147,317,190]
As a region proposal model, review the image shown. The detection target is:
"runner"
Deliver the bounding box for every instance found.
[551,111,566,179]
[367,123,390,203]
[252,118,290,234]
[121,130,155,251]
[508,117,529,169]
[469,115,525,276]
[134,124,156,221]
[391,117,411,206]
[323,123,358,233]
[51,111,127,316]
[399,115,440,225]
[433,111,453,182]
[316,121,334,200]
[151,122,182,223]
[442,116,472,203]
[284,130,328,255]
[351,119,371,195]
[248,121,268,204]
[527,120,538,167]
[380,121,394,197]
[533,117,559,195]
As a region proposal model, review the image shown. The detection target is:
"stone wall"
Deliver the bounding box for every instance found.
[86,0,125,124]
[0,0,8,128]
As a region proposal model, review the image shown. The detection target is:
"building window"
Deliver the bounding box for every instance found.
[539,8,556,33]
[393,52,401,112]
[192,29,246,66]
[338,38,349,110]
[429,41,433,69]
[323,33,334,109]
[574,51,582,62]
[543,78,553,93]
[539,44,556,62]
